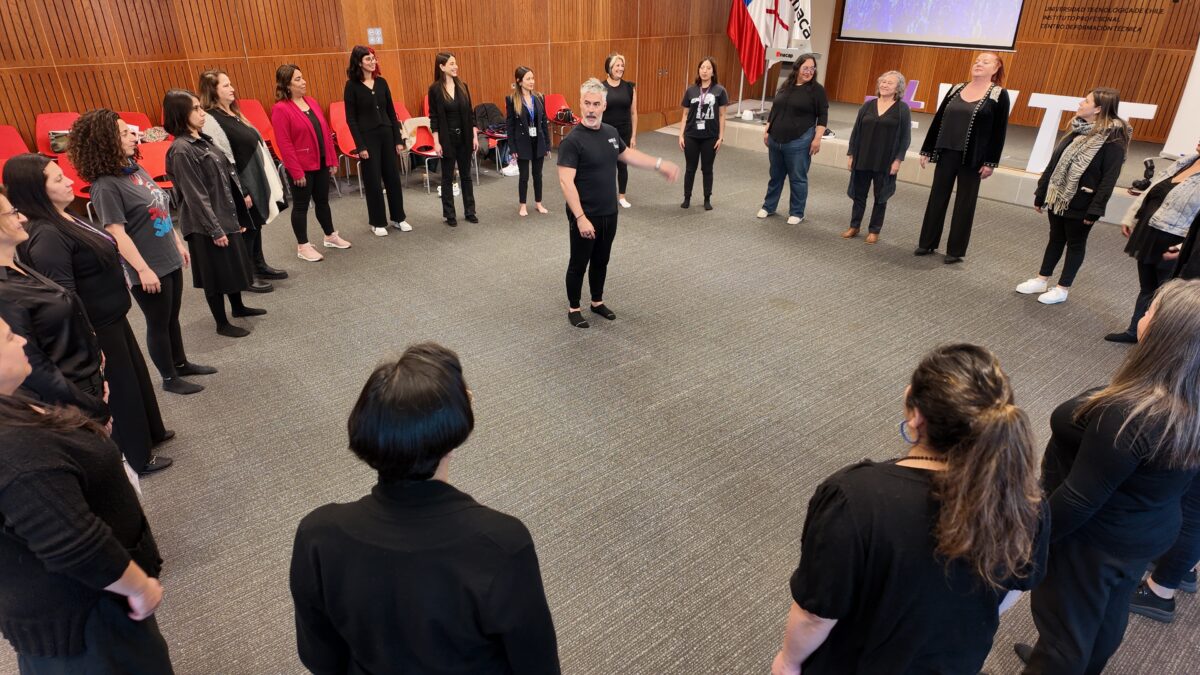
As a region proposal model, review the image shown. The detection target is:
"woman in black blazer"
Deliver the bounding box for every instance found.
[428,52,479,227]
[505,66,551,217]
[344,46,410,236]
[1017,88,1129,305]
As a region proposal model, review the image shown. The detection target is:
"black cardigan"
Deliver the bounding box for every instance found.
[921,83,1010,169]
[343,76,403,152]
[0,420,162,657]
[1034,127,1127,221]
[427,81,476,140]
[505,93,551,158]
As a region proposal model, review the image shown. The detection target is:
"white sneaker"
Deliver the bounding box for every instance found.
[1016,277,1050,294]
[619,198,632,208]
[1038,286,1070,305]
[453,182,461,197]
[436,185,442,197]
[787,215,804,225]
[756,209,770,219]
[372,226,390,237]
[392,220,413,232]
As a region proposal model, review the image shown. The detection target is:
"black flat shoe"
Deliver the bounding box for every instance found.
[139,455,173,475]
[162,377,203,395]
[704,199,713,211]
[175,362,217,376]
[255,265,289,280]
[681,197,691,209]
[590,304,616,320]
[446,218,457,227]
[216,324,250,338]
[1013,643,1034,665]
[247,279,274,293]
[1104,331,1137,344]
[568,310,589,328]
[232,306,267,317]
[465,214,479,224]
[156,429,176,444]
[913,247,934,256]
[943,255,964,264]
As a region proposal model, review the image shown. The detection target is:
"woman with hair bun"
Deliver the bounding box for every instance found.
[772,344,1048,675]
[602,52,637,208]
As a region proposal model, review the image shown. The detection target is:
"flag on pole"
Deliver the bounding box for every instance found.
[749,0,797,53]
[791,0,813,53]
[727,0,765,84]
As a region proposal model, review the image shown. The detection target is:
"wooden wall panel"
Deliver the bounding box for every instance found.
[636,37,690,112]
[172,0,245,58]
[59,65,137,115]
[826,0,1200,143]
[640,0,689,37]
[35,0,125,64]
[127,62,195,121]
[110,0,185,60]
[391,0,439,49]
[0,69,68,148]
[0,2,49,67]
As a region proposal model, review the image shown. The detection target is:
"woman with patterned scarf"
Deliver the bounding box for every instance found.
[1017,88,1129,304]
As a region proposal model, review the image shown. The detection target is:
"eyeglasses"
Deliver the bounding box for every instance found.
[0,207,19,219]
[799,67,816,73]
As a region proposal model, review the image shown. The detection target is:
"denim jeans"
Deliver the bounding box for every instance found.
[762,127,815,217]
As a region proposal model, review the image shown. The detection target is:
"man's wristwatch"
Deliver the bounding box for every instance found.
[655,157,663,170]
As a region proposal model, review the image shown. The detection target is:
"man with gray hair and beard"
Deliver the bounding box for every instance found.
[558,77,680,328]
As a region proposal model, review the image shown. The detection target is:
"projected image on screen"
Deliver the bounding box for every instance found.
[840,0,1025,49]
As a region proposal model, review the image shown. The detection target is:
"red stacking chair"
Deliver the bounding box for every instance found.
[544,93,578,143]
[137,141,173,188]
[422,94,430,117]
[238,99,277,157]
[0,125,31,175]
[328,102,359,196]
[409,126,440,194]
[35,112,80,157]
[394,101,412,122]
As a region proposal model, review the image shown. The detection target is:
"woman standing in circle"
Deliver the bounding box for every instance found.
[677,56,727,211]
[343,46,410,237]
[4,152,175,475]
[164,89,266,338]
[428,52,478,227]
[1016,88,1129,304]
[843,71,911,244]
[506,66,551,217]
[756,55,828,226]
[916,52,1010,264]
[602,53,637,208]
[272,65,349,260]
[771,344,1047,675]
[198,69,288,289]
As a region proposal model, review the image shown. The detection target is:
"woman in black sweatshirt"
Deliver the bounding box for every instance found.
[1017,279,1200,674]
[344,46,410,236]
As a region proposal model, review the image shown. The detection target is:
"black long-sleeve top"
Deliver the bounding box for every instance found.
[847,99,912,172]
[767,82,829,143]
[0,261,108,421]
[505,93,550,159]
[18,217,130,329]
[428,81,476,138]
[921,83,1010,169]
[0,417,161,657]
[166,134,246,238]
[1042,392,1199,558]
[290,479,561,675]
[343,76,403,152]
[1034,128,1128,221]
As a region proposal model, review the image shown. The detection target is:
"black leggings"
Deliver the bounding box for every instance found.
[918,150,983,257]
[683,136,717,199]
[94,317,167,472]
[439,131,476,220]
[204,291,250,327]
[290,168,334,244]
[1039,213,1095,287]
[1125,257,1176,335]
[518,155,545,204]
[566,212,618,307]
[359,126,406,226]
[129,268,187,379]
[614,123,632,194]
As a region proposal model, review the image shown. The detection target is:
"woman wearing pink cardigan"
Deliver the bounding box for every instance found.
[271,65,350,262]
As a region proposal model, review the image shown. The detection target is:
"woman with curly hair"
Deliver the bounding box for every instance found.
[73,108,217,396]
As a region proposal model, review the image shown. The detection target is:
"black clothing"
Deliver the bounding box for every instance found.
[1120,258,1176,337]
[439,133,476,221]
[185,227,252,295]
[19,218,129,329]
[1040,214,1095,287]
[614,123,632,195]
[94,318,167,472]
[1034,130,1127,221]
[791,461,1049,674]
[357,126,407,226]
[0,262,107,421]
[16,596,173,675]
[343,77,403,151]
[683,136,717,200]
[210,109,261,173]
[848,170,890,233]
[207,109,277,226]
[505,93,550,159]
[681,84,728,139]
[1170,206,1200,279]
[937,96,975,152]
[289,169,335,244]
[518,156,545,204]
[918,149,982,256]
[566,212,618,307]
[767,82,829,144]
[166,133,246,239]
[847,99,911,173]
[0,422,162,658]
[1126,179,1179,256]
[304,109,326,165]
[290,479,560,675]
[557,123,626,218]
[129,268,187,379]
[1151,477,1200,589]
[428,82,475,139]
[601,80,635,129]
[921,84,1010,169]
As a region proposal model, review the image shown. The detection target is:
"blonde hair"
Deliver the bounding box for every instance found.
[604,53,626,77]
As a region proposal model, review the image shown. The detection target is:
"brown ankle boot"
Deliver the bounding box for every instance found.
[865,232,879,244]
[841,227,860,239]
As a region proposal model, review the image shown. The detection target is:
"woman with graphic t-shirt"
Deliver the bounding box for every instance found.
[677,57,727,210]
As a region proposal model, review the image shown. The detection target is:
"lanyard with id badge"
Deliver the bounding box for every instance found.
[695,86,710,131]
[526,97,537,137]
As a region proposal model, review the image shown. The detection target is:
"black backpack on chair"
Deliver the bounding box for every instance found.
[473,103,505,133]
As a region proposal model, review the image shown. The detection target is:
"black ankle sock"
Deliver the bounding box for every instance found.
[590,304,616,320]
[568,310,590,328]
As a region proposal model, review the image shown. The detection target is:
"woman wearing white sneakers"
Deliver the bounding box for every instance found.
[1016,88,1129,304]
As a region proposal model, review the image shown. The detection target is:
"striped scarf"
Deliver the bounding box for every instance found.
[1044,118,1109,215]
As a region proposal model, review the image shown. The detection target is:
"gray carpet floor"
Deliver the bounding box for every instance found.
[3,132,1197,674]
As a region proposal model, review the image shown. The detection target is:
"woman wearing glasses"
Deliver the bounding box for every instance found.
[757,55,828,226]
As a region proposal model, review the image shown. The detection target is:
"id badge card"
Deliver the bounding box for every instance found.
[696,120,706,130]
[529,127,538,137]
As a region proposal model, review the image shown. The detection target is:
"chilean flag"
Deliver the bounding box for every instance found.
[728,0,766,84]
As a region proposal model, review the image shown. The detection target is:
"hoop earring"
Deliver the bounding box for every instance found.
[899,420,918,445]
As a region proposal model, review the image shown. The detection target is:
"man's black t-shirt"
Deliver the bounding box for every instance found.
[557,123,626,218]
[790,460,1050,675]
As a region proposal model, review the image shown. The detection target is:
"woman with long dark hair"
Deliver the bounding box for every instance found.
[428,52,478,227]
[506,66,551,217]
[4,152,173,475]
[197,69,288,287]
[343,46,410,236]
[1017,88,1129,304]
[772,344,1048,675]
[1017,279,1200,673]
[165,88,266,337]
[0,313,173,674]
[602,52,637,208]
[757,54,828,226]
[73,108,216,396]
[677,56,727,210]
[916,52,1010,264]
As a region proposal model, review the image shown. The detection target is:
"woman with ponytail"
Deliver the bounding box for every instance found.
[772,344,1048,675]
[1017,279,1200,674]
